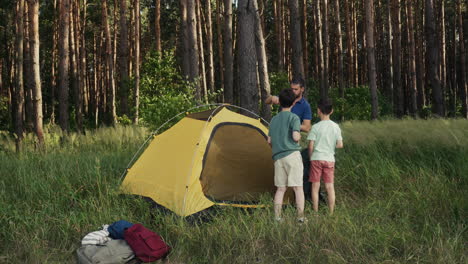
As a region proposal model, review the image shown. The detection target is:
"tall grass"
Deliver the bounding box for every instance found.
[0,120,466,263]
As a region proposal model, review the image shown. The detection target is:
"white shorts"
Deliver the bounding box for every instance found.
[274,151,303,187]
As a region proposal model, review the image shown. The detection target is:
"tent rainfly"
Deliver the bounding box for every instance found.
[121,105,275,216]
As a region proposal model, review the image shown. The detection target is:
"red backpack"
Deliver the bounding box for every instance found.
[123,223,171,262]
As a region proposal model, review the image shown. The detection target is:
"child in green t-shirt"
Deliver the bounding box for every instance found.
[307,98,343,214]
[268,88,306,223]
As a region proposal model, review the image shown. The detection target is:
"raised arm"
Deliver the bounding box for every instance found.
[265,95,279,105]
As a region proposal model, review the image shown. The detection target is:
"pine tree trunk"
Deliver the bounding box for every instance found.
[102,0,117,124]
[216,0,224,100]
[238,0,258,115]
[253,0,271,120]
[119,0,129,115]
[316,0,326,98]
[24,4,34,132]
[15,0,25,152]
[155,0,161,53]
[196,0,207,101]
[352,1,358,85]
[223,0,233,103]
[92,33,98,127]
[334,0,344,98]
[70,0,82,131]
[311,1,319,79]
[322,0,329,91]
[276,0,284,71]
[27,0,44,147]
[365,0,378,119]
[289,0,305,80]
[187,0,200,100]
[457,0,467,118]
[415,0,425,110]
[301,0,308,80]
[205,0,215,94]
[406,0,418,116]
[180,0,190,80]
[449,9,457,117]
[133,0,140,123]
[58,0,70,131]
[439,0,446,114]
[49,0,58,124]
[344,0,354,88]
[391,0,403,117]
[425,0,444,116]
[80,1,88,116]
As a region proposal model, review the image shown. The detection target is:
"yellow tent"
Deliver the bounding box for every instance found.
[121,105,275,216]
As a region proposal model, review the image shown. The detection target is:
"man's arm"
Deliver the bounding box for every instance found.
[292,131,301,142]
[265,95,279,105]
[308,140,315,158]
[268,136,272,146]
[336,140,343,148]
[301,119,311,132]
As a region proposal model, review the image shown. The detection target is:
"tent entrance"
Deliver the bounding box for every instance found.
[200,123,275,202]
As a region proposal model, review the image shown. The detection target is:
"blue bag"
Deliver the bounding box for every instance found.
[108,220,134,239]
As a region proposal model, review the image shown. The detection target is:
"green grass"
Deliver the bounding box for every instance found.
[0,120,467,263]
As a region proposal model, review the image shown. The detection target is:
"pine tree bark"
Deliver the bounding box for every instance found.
[365,0,378,119]
[276,0,284,71]
[322,0,329,91]
[438,0,446,114]
[15,0,25,152]
[205,0,215,94]
[216,0,224,99]
[27,0,44,147]
[24,4,34,132]
[391,0,403,117]
[80,1,88,116]
[196,0,207,101]
[253,0,271,120]
[289,0,305,80]
[155,0,161,53]
[102,0,117,124]
[187,0,200,100]
[238,0,258,115]
[415,0,425,110]
[180,0,190,80]
[344,0,354,88]
[223,0,233,103]
[457,0,467,118]
[301,0,308,80]
[334,0,344,98]
[316,0,326,98]
[58,0,70,131]
[119,0,129,115]
[70,0,82,131]
[406,0,417,116]
[91,33,98,127]
[425,0,444,116]
[49,0,58,123]
[133,0,140,123]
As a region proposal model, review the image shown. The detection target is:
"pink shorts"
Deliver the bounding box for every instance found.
[309,160,335,183]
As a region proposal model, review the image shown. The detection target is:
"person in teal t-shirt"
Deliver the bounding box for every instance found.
[307,98,343,214]
[268,88,306,223]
